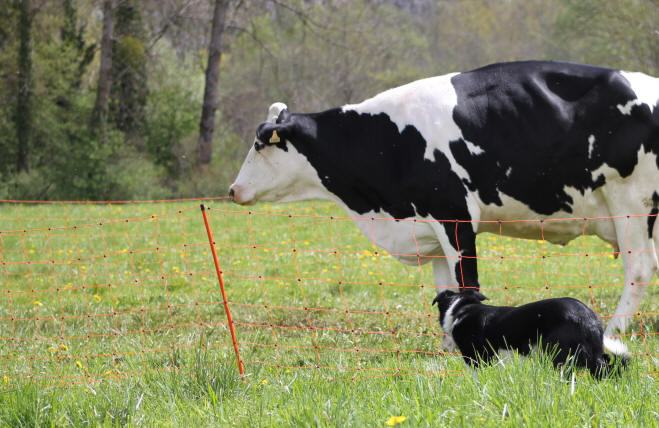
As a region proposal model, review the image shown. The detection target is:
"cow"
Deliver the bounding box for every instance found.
[229,60,659,341]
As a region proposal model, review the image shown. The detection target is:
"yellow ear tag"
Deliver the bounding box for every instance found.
[269,130,281,143]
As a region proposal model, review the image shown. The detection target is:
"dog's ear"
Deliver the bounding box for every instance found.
[472,290,488,301]
[432,290,454,306]
[462,289,488,301]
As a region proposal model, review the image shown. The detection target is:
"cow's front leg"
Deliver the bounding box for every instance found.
[428,220,480,290]
[438,220,480,289]
[430,221,480,351]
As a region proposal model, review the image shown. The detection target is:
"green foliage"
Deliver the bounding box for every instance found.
[0,0,657,200]
[551,0,658,74]
[110,0,148,139]
[144,46,203,178]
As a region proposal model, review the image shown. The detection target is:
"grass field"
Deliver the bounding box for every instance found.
[0,199,657,426]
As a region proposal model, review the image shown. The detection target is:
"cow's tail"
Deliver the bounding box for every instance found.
[593,337,630,378]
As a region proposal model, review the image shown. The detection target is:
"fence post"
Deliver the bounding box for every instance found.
[200,204,245,381]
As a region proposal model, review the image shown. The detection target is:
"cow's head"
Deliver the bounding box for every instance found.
[229,103,326,205]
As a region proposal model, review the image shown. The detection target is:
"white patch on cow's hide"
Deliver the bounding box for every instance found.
[464,139,485,155]
[620,71,659,114]
[587,135,596,158]
[342,74,469,172]
[616,99,642,116]
[505,167,512,177]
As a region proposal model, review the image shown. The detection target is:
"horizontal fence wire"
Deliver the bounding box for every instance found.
[0,199,657,386]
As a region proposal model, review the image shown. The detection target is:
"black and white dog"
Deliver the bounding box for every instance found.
[432,290,629,377]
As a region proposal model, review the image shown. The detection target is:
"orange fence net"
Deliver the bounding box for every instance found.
[0,199,656,385]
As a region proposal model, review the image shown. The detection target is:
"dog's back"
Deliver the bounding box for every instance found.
[434,291,629,378]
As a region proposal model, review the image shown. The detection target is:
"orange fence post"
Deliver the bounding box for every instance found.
[200,204,245,381]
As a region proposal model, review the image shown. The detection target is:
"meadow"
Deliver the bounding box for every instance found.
[0,199,656,427]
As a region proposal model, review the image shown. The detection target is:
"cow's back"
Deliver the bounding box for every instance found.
[448,60,659,217]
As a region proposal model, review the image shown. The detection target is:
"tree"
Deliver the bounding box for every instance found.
[110,0,147,146]
[197,0,229,166]
[16,0,33,173]
[92,0,114,131]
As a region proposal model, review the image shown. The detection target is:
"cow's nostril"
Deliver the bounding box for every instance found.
[229,188,235,199]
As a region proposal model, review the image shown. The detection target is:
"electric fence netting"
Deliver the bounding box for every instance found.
[0,199,656,386]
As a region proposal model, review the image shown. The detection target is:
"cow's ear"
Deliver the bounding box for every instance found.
[266,102,288,123]
[256,121,296,145]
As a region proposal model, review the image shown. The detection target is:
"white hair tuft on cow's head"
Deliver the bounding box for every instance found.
[267,102,288,123]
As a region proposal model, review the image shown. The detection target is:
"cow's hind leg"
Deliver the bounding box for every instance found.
[604,215,657,336]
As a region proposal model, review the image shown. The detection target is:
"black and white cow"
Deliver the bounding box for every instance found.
[230,60,659,339]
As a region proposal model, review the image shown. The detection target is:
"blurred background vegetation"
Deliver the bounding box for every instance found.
[0,0,657,201]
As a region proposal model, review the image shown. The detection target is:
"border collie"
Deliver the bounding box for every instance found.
[432,290,629,377]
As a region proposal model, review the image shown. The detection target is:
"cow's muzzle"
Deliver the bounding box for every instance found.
[228,184,255,205]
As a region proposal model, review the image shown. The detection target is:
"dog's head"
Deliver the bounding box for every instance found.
[432,289,488,328]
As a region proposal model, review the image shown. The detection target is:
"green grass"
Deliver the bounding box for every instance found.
[0,200,657,426]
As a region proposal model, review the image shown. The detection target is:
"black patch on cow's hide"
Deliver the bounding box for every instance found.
[649,192,659,239]
[450,60,659,215]
[285,108,479,286]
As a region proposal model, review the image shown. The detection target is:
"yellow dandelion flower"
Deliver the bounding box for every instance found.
[201,277,208,281]
[281,240,288,244]
[386,416,407,426]
[33,300,43,307]
[368,272,374,276]
[285,369,291,374]
[28,249,35,254]
[172,266,180,271]
[261,379,268,384]
[408,274,414,279]
[76,360,83,369]
[93,294,101,302]
[363,250,372,256]
[304,241,310,246]
[3,375,8,383]
[263,249,269,253]
[59,343,68,351]
[48,346,57,353]
[105,370,112,375]
[345,245,352,249]
[371,257,377,261]
[322,269,328,273]
[362,264,368,268]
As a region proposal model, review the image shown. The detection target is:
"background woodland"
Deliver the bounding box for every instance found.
[0,0,657,200]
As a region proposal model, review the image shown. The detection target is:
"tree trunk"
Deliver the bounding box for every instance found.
[197,0,229,166]
[16,0,32,173]
[92,0,114,131]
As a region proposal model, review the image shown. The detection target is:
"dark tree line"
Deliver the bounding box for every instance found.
[0,0,656,200]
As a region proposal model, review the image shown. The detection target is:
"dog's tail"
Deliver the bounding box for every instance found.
[593,337,630,378]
